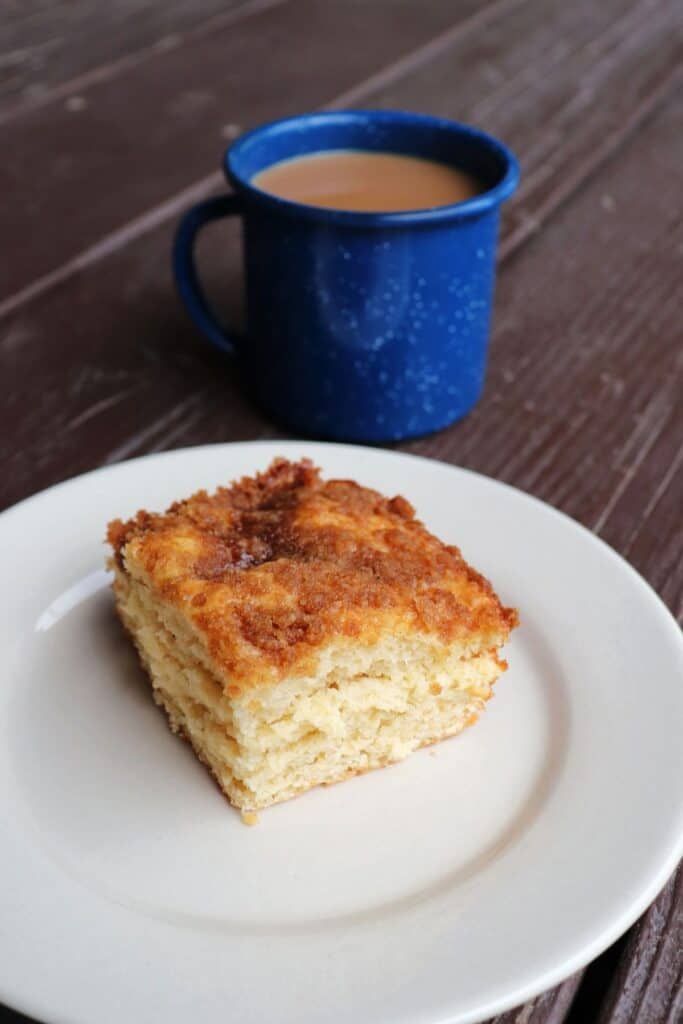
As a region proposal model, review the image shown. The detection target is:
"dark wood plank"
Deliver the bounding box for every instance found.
[349,0,683,259]
[4,0,680,316]
[0,0,485,301]
[597,402,683,620]
[596,864,683,1024]
[3,5,681,545]
[0,0,253,117]
[485,974,583,1023]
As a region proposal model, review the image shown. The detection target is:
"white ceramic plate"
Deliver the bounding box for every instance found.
[1,441,682,1024]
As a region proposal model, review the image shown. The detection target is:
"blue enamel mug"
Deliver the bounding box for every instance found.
[173,110,519,442]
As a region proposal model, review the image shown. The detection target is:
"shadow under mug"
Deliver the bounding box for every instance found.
[173,110,519,442]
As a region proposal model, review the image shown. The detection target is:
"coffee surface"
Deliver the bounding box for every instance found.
[252,149,481,212]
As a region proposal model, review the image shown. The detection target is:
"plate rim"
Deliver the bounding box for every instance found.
[1,440,682,1024]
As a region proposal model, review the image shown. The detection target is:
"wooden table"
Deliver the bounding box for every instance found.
[2,2,681,1021]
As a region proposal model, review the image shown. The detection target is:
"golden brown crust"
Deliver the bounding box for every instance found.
[108,458,518,688]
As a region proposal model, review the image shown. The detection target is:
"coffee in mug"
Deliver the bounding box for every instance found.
[252,150,482,212]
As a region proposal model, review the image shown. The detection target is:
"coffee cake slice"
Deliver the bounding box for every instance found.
[107,458,518,813]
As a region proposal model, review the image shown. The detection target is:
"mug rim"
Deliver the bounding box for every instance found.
[223,109,519,226]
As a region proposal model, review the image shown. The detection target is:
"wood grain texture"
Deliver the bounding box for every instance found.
[485,974,583,1023]
[352,0,683,259]
[3,4,681,537]
[0,0,253,117]
[596,865,683,1024]
[0,0,484,300]
[1,2,682,1023]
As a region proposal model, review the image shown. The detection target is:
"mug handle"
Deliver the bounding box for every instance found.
[173,194,243,356]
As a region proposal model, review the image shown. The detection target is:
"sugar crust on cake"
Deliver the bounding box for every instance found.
[107,458,518,812]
